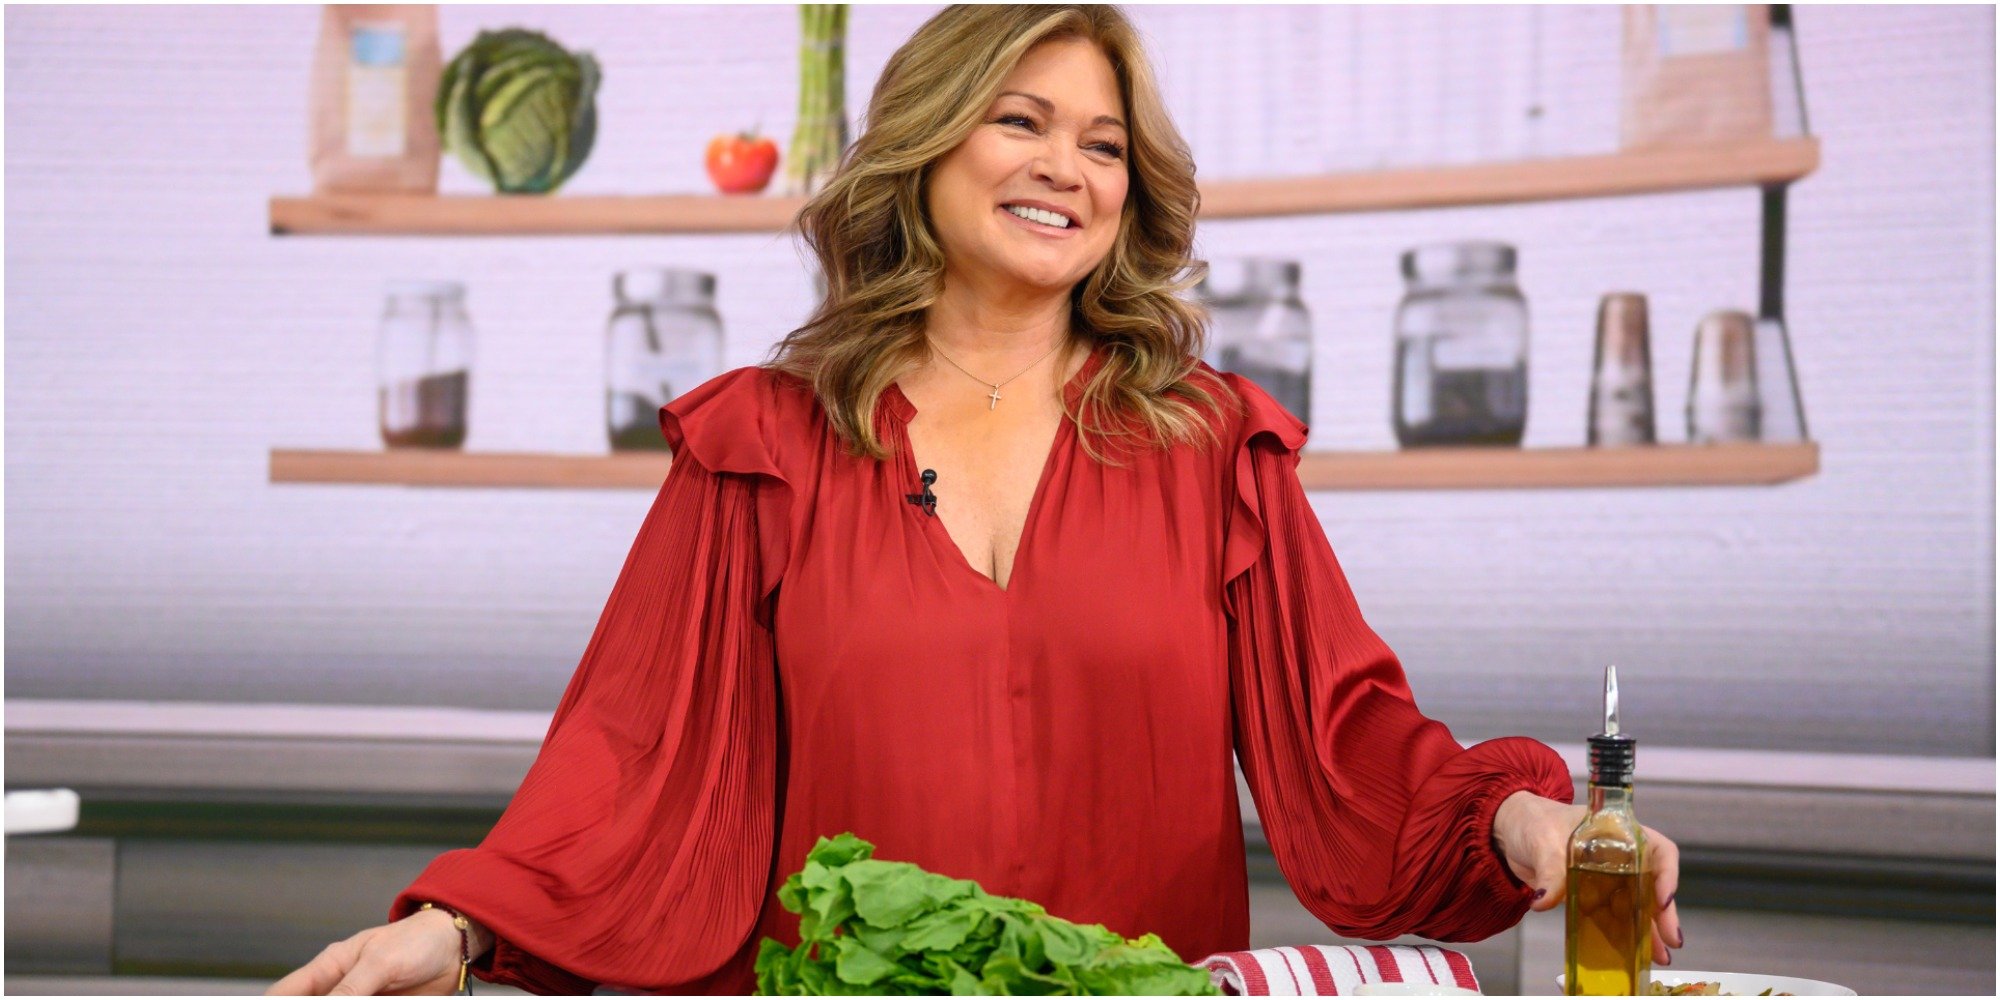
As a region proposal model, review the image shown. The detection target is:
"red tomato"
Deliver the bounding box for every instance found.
[705,131,779,195]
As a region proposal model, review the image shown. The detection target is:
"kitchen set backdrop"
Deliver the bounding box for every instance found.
[212,2,1992,766]
[22,3,1994,788]
[318,4,1808,458]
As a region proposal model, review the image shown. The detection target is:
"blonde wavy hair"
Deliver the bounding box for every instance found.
[765,3,1236,466]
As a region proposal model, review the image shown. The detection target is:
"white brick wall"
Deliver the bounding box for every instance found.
[4,5,1991,755]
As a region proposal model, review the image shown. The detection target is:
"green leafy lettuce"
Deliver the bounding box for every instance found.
[754,833,1222,996]
[436,28,599,194]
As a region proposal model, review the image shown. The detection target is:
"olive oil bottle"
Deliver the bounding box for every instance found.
[1564,665,1652,996]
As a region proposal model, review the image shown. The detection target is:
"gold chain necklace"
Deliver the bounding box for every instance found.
[927,337,1069,411]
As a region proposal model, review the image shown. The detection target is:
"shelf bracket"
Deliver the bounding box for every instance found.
[1756,4,1813,442]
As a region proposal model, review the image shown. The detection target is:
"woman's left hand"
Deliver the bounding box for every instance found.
[1491,790,1684,966]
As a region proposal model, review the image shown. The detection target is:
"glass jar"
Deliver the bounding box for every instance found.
[1195,258,1258,370]
[606,268,723,451]
[376,280,474,449]
[1199,257,1313,421]
[1393,241,1529,447]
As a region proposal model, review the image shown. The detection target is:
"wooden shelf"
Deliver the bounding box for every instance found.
[1296,442,1819,491]
[268,192,805,236]
[269,442,1818,491]
[1200,136,1819,218]
[269,448,674,489]
[268,137,1819,236]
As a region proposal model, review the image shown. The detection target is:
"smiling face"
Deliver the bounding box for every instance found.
[924,36,1132,304]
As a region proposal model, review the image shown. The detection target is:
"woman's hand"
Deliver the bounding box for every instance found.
[266,908,464,996]
[1491,790,1684,966]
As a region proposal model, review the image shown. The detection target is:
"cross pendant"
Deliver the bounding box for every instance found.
[987,385,1002,410]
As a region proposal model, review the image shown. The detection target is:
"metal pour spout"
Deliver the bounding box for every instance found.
[1603,664,1620,737]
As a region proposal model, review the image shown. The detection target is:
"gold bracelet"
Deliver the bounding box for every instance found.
[417,901,471,995]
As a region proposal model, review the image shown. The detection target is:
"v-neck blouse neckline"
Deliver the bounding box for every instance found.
[881,339,1103,596]
[883,339,1104,424]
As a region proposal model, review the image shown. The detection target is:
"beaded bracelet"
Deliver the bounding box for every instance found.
[417,901,473,995]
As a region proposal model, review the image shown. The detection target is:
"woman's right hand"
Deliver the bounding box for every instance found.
[266,908,463,996]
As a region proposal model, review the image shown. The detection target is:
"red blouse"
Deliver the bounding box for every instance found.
[390,341,1573,995]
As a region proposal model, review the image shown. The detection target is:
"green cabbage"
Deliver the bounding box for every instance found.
[437,28,599,194]
[754,833,1222,996]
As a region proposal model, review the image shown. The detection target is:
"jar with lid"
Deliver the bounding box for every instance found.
[1393,241,1530,447]
[1198,257,1313,421]
[1195,258,1258,371]
[377,279,474,449]
[606,268,724,451]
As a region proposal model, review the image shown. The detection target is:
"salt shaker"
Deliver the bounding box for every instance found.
[1587,293,1657,446]
[1686,309,1761,443]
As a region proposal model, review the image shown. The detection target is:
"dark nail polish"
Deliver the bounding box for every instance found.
[1533,888,1547,901]
[1662,892,1677,911]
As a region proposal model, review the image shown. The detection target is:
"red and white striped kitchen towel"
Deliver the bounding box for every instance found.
[1198,945,1481,995]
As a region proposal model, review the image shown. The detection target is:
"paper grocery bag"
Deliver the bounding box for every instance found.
[1621,5,1774,150]
[308,4,442,193]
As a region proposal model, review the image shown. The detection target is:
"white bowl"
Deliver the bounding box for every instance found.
[1556,969,1856,996]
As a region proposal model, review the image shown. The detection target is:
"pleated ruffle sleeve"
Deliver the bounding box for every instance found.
[1218,372,1574,944]
[390,368,790,994]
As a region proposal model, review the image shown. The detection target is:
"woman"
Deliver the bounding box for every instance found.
[271,6,1683,996]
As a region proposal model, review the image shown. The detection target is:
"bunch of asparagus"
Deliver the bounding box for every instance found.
[785,4,850,197]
